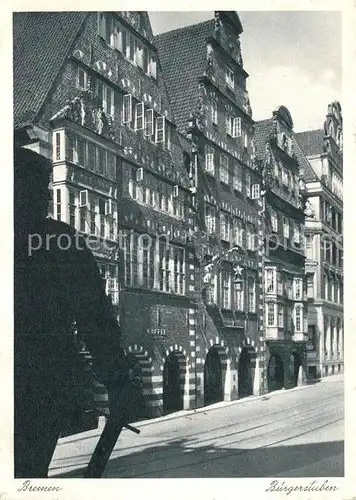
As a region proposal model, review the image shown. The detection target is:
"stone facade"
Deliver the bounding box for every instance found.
[296,102,343,379]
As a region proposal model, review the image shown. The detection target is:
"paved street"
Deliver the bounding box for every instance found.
[49,375,343,478]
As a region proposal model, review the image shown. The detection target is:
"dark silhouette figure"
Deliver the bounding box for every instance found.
[14,146,137,478]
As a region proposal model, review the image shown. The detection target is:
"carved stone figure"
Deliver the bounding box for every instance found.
[304,200,315,218]
[236,36,243,66]
[214,12,221,40]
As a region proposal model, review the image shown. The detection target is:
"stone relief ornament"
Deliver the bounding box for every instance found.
[214,12,221,40]
[205,44,214,79]
[304,200,315,218]
[243,93,252,117]
[336,126,343,152]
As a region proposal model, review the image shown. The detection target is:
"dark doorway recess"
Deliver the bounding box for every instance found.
[163,353,183,414]
[267,354,284,392]
[238,348,253,398]
[204,348,223,406]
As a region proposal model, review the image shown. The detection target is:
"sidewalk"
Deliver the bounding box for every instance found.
[53,373,344,447]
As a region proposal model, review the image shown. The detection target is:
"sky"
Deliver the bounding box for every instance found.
[149,11,342,132]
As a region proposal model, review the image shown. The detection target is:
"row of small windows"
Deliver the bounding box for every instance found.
[266,303,305,332]
[123,230,185,295]
[77,68,170,149]
[55,188,118,240]
[126,164,186,220]
[205,271,257,313]
[205,146,260,198]
[322,200,343,233]
[97,13,157,79]
[269,209,303,244]
[205,207,258,250]
[323,273,344,304]
[54,131,117,180]
[265,269,305,300]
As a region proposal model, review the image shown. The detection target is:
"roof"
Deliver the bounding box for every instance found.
[155,19,215,134]
[13,12,87,129]
[254,119,273,160]
[294,129,325,157]
[293,137,319,183]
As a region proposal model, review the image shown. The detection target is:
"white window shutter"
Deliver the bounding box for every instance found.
[136,167,144,182]
[80,190,88,207]
[135,102,145,131]
[122,94,132,124]
[150,57,157,79]
[145,109,154,136]
[155,116,165,143]
[173,185,179,198]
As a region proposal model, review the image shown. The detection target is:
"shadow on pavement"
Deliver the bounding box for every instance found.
[51,439,344,479]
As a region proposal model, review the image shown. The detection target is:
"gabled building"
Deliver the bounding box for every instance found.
[156,12,266,405]
[295,101,343,379]
[255,106,308,391]
[14,11,198,419]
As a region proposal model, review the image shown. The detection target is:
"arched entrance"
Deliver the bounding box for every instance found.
[267,354,284,392]
[238,347,254,398]
[204,347,224,405]
[163,352,184,414]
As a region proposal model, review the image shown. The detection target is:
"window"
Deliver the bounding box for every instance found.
[220,154,229,184]
[95,79,114,116]
[124,231,138,287]
[306,234,314,259]
[145,109,154,137]
[68,191,76,228]
[226,115,241,138]
[233,164,242,191]
[282,168,289,186]
[56,189,61,221]
[172,247,185,295]
[211,97,218,124]
[283,216,290,239]
[205,205,216,233]
[98,148,105,176]
[226,66,235,89]
[138,236,154,289]
[221,270,231,309]
[206,277,216,305]
[233,218,243,246]
[267,303,275,327]
[88,143,96,172]
[245,172,251,197]
[251,184,260,199]
[106,153,116,180]
[55,132,61,161]
[270,209,278,232]
[220,212,230,241]
[155,116,165,144]
[248,277,256,312]
[149,54,157,79]
[266,268,276,294]
[294,223,301,244]
[295,306,302,332]
[278,304,284,327]
[307,274,314,299]
[159,241,170,292]
[135,102,145,131]
[294,278,302,300]
[205,146,215,174]
[89,196,97,236]
[234,284,244,311]
[122,94,132,124]
[246,226,256,251]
